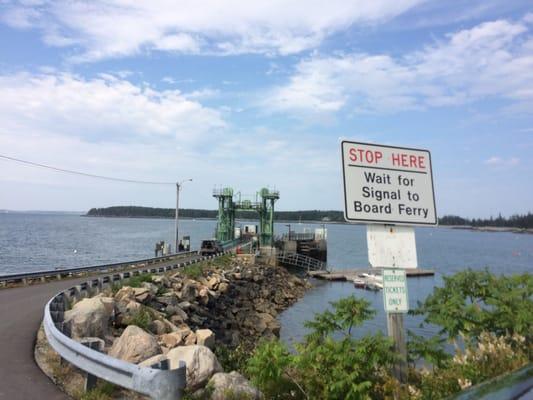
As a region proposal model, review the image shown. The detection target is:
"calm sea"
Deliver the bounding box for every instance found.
[1,213,532,340]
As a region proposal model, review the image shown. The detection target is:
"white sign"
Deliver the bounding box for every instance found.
[383,268,409,313]
[367,225,418,268]
[341,141,437,226]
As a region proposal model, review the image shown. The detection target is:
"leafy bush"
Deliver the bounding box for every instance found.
[245,271,531,400]
[246,296,396,399]
[406,269,532,399]
[215,343,254,374]
[411,269,533,341]
[247,340,297,399]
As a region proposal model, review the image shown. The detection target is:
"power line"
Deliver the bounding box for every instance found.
[0,154,175,185]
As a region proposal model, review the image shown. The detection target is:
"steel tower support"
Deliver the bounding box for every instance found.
[258,188,279,247]
[213,188,235,242]
[213,187,279,246]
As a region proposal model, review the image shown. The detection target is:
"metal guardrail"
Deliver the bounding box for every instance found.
[277,251,327,272]
[280,233,316,241]
[0,250,199,285]
[221,238,249,250]
[44,250,234,399]
[450,363,533,399]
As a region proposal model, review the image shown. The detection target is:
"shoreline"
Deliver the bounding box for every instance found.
[84,215,533,233]
[448,225,533,234]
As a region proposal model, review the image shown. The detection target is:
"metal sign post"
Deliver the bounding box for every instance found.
[383,267,409,384]
[341,140,438,385]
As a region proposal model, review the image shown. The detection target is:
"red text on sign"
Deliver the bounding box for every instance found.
[391,153,426,169]
[349,148,383,164]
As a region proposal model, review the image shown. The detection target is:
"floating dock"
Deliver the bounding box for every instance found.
[308,268,435,281]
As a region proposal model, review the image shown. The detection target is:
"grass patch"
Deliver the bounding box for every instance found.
[212,254,233,268]
[156,286,167,296]
[127,273,153,288]
[182,263,205,279]
[110,272,153,295]
[124,307,153,330]
[77,381,118,400]
[181,254,234,279]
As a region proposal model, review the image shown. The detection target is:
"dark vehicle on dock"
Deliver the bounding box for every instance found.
[199,239,223,256]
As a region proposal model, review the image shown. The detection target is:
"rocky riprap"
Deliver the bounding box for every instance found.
[36,255,311,398]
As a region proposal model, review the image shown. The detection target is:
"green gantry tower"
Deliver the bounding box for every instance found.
[213,187,235,242]
[213,187,280,246]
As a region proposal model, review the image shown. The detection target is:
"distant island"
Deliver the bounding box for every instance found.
[86,206,533,229]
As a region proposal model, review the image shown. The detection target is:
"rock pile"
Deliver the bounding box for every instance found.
[63,256,310,397]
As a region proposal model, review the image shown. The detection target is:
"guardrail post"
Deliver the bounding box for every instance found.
[81,339,104,392]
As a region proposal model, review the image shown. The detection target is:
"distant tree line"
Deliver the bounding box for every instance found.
[86,207,533,228]
[86,207,346,222]
[439,213,533,229]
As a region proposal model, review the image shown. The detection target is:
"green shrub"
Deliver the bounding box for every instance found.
[407,269,533,399]
[411,269,533,341]
[246,295,396,400]
[215,343,254,374]
[245,271,532,400]
[246,340,298,399]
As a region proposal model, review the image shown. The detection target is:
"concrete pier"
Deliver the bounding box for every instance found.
[308,268,435,281]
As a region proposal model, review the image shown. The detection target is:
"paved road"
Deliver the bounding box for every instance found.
[0,254,202,400]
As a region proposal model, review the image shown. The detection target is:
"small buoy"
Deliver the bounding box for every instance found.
[73,249,78,254]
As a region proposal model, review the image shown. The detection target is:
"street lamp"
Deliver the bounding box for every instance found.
[175,178,192,253]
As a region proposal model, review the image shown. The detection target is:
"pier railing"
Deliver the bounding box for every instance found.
[277,251,328,272]
[0,250,199,286]
[280,232,316,241]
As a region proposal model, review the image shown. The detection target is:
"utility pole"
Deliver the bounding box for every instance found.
[175,179,192,253]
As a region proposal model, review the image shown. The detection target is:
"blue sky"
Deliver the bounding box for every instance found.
[0,0,532,218]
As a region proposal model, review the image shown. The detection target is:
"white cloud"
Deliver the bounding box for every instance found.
[264,17,533,114]
[0,71,225,142]
[183,88,220,100]
[1,0,425,61]
[0,70,342,211]
[154,33,201,53]
[484,156,520,166]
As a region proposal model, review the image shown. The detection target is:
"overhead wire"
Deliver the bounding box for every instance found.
[0,154,175,185]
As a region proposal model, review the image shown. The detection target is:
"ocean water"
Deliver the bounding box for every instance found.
[1,213,532,340]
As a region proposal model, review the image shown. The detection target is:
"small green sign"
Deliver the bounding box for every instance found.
[382,268,408,313]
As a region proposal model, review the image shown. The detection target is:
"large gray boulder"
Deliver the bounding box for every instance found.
[108,325,161,363]
[208,371,262,400]
[138,353,167,368]
[64,296,114,340]
[165,345,222,390]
